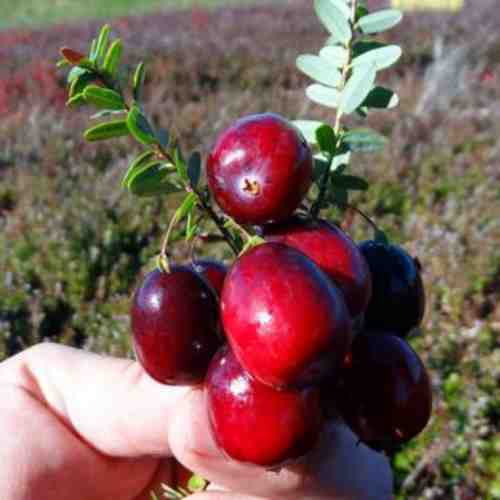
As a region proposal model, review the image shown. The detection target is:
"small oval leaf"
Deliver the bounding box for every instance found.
[358,9,403,34]
[83,85,125,110]
[122,150,157,188]
[292,120,326,144]
[339,64,376,114]
[133,62,146,102]
[176,192,198,222]
[103,39,123,78]
[128,162,181,197]
[127,105,157,145]
[315,124,337,156]
[319,45,349,68]
[296,54,342,87]
[187,152,202,189]
[332,174,369,191]
[343,128,388,153]
[362,86,399,109]
[306,84,340,108]
[351,45,402,71]
[314,0,352,45]
[84,120,130,142]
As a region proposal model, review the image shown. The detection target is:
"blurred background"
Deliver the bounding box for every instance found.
[0,0,498,498]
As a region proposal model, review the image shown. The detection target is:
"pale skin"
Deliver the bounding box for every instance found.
[0,343,393,500]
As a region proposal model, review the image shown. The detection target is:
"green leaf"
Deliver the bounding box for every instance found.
[89,38,98,63]
[362,86,399,109]
[314,0,352,45]
[331,187,348,205]
[83,85,125,110]
[67,66,89,84]
[332,174,369,191]
[122,150,157,188]
[66,94,85,107]
[306,84,340,108]
[127,105,157,145]
[296,54,342,87]
[343,128,387,153]
[319,45,348,68]
[351,45,402,71]
[90,109,126,120]
[331,150,351,170]
[315,124,337,156]
[95,24,111,64]
[174,144,188,183]
[133,62,146,102]
[102,39,123,78]
[355,5,369,21]
[128,162,181,197]
[185,212,198,242]
[328,0,351,19]
[358,9,403,34]
[158,128,170,149]
[84,120,130,142]
[175,192,198,222]
[187,152,202,189]
[69,71,98,98]
[313,157,330,182]
[292,120,326,144]
[339,64,376,114]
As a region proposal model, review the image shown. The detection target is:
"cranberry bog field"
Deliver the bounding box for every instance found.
[0,1,499,498]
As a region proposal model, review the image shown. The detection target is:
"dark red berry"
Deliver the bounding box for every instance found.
[207,113,313,225]
[131,267,221,385]
[221,242,352,389]
[359,241,425,336]
[263,217,372,317]
[206,346,322,466]
[191,259,227,296]
[334,333,432,450]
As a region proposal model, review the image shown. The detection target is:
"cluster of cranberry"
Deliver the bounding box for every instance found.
[131,113,432,467]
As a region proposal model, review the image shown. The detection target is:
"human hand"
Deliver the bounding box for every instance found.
[0,343,393,500]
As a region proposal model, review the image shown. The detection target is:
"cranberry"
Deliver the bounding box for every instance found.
[207,113,313,224]
[206,347,322,466]
[359,241,425,336]
[263,217,372,317]
[221,242,352,388]
[334,333,432,450]
[191,259,227,296]
[131,267,221,385]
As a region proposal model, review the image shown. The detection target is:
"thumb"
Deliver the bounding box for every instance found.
[0,343,190,458]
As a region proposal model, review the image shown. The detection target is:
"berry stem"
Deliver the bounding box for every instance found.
[158,211,180,273]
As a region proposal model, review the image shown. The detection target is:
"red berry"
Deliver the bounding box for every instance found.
[359,241,425,336]
[207,113,313,224]
[263,217,372,317]
[221,242,352,388]
[191,259,228,296]
[334,333,432,449]
[206,347,322,466]
[131,267,221,385]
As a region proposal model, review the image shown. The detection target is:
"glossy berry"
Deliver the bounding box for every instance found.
[263,217,372,317]
[359,241,425,336]
[207,113,313,224]
[335,333,432,450]
[131,267,221,385]
[221,242,352,389]
[206,347,322,466]
[191,259,228,296]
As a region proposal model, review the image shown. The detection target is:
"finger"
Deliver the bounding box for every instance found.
[0,382,160,500]
[167,389,393,499]
[0,343,190,458]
